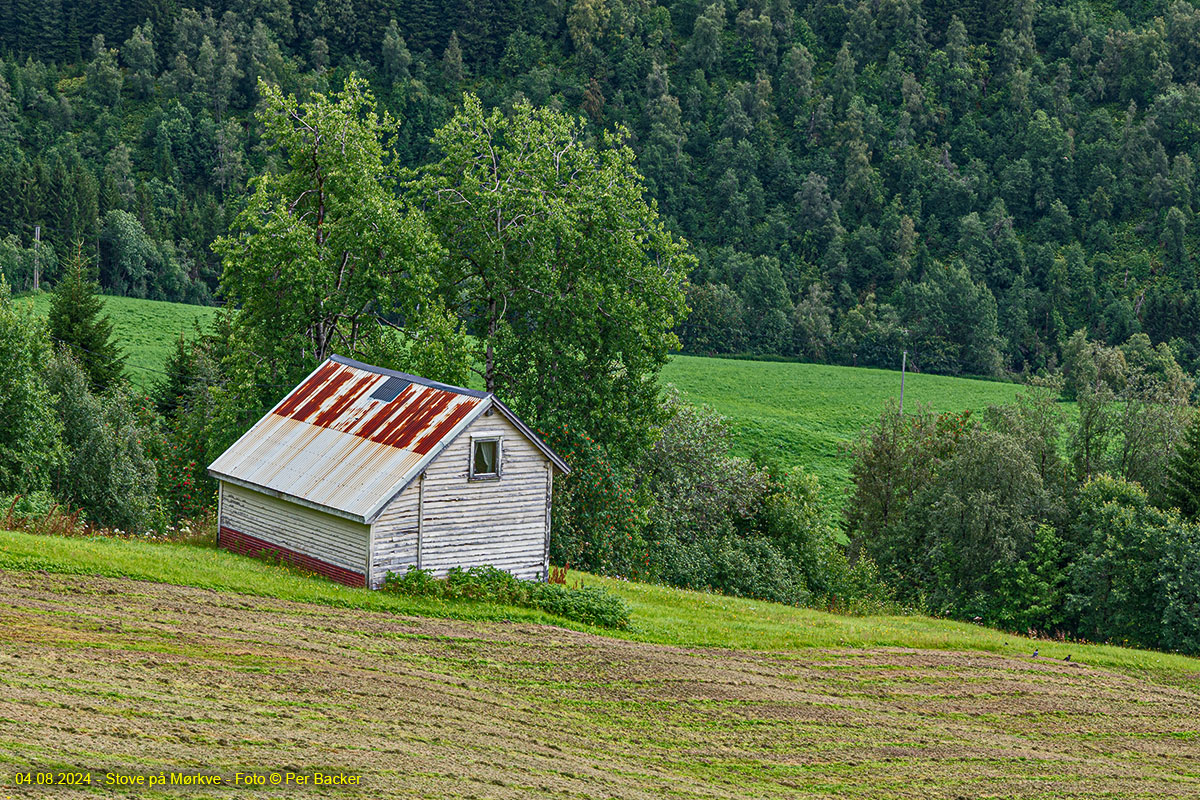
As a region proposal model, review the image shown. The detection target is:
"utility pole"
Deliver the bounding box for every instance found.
[32,226,40,291]
[899,349,907,414]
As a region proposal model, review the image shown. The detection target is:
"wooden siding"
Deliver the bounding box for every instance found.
[219,525,365,587]
[369,480,420,589]
[220,483,370,576]
[421,412,550,581]
[372,411,551,582]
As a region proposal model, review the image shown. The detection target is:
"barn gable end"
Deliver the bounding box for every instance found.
[369,410,552,587]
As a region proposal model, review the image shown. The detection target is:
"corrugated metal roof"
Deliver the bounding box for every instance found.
[208,357,487,522]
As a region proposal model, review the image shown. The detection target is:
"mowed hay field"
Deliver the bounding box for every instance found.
[662,356,1027,502]
[2,568,1199,799]
[20,293,219,389]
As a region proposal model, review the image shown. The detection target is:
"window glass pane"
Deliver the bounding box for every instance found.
[473,440,497,475]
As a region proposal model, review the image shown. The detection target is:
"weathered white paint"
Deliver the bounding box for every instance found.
[369,411,551,583]
[417,473,425,569]
[543,463,553,582]
[368,478,420,589]
[221,483,370,574]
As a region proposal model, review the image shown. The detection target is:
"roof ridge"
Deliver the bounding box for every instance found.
[329,354,490,399]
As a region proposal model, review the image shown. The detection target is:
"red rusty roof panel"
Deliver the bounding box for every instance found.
[208,358,486,521]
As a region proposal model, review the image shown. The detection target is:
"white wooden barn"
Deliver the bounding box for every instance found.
[207,355,570,588]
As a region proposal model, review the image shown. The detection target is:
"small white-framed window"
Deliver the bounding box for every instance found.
[469,436,501,480]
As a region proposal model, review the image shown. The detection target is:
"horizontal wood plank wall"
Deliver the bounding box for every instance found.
[219,525,365,587]
[369,482,419,588]
[220,483,370,576]
[418,412,548,581]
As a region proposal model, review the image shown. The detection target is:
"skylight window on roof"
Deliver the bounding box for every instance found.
[371,376,410,402]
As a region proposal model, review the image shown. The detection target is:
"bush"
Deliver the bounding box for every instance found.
[0,491,57,521]
[525,582,631,629]
[635,391,816,604]
[762,466,889,606]
[912,427,1057,621]
[649,533,810,606]
[1058,474,1200,654]
[1069,475,1175,649]
[547,392,893,613]
[382,565,631,629]
[1161,522,1200,654]
[638,389,767,547]
[0,279,61,496]
[547,424,647,579]
[154,322,230,520]
[45,351,161,533]
[623,392,891,609]
[845,402,972,592]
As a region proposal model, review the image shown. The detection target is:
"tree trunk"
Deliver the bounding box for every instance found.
[485,296,496,394]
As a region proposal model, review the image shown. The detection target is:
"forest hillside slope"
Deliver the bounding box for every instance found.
[2,0,1199,377]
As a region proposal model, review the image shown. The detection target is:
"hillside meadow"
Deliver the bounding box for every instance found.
[19,292,219,389]
[19,294,1035,505]
[661,355,1030,502]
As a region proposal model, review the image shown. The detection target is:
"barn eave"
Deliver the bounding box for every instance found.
[207,470,372,524]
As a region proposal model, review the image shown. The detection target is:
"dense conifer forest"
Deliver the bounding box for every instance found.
[2,0,1199,375]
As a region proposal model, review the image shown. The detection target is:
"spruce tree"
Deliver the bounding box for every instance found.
[1166,416,1200,520]
[47,243,124,393]
[442,31,464,86]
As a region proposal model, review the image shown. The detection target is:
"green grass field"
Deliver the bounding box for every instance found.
[1,530,1198,798]
[662,356,1028,503]
[19,292,219,390]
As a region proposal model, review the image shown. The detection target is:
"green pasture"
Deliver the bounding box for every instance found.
[661,355,1029,503]
[19,292,219,390]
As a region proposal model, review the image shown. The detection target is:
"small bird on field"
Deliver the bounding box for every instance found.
[1064,654,1071,662]
[1031,649,1039,658]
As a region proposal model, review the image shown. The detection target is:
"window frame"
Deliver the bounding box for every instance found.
[468,435,502,481]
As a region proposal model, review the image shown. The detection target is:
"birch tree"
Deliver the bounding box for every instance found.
[411,94,691,460]
[216,76,448,416]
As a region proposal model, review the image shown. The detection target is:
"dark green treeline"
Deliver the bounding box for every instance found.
[2,0,1199,375]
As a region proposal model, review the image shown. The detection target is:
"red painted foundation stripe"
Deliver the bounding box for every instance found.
[219,526,365,588]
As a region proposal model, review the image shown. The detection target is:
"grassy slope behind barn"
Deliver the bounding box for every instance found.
[19,294,1030,505]
[16,295,1022,454]
[661,355,1026,504]
[1,529,1199,799]
[20,293,219,389]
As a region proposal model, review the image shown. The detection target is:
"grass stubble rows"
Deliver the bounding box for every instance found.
[1,570,1198,799]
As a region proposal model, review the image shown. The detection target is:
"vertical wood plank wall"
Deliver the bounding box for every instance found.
[371,412,550,584]
[369,481,419,589]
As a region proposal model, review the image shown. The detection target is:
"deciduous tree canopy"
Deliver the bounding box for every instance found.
[214,76,444,416]
[2,0,1200,378]
[413,94,690,460]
